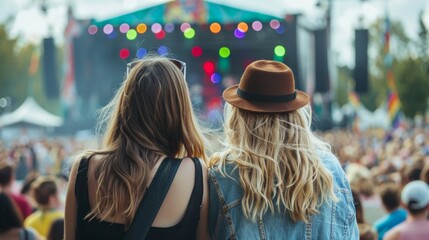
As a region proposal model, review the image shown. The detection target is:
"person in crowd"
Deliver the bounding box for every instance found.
[47,218,64,240]
[208,60,358,239]
[420,162,429,185]
[0,162,32,219]
[373,183,406,240]
[24,177,63,238]
[64,56,209,240]
[20,172,40,212]
[384,180,429,240]
[352,189,378,240]
[0,192,40,240]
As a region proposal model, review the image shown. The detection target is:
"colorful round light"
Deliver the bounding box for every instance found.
[210,73,222,84]
[252,21,263,31]
[88,25,98,35]
[119,23,130,33]
[155,30,166,39]
[275,25,285,34]
[274,45,286,57]
[137,48,147,59]
[157,46,168,55]
[119,48,130,59]
[107,31,117,39]
[164,23,175,33]
[203,61,215,74]
[219,47,230,58]
[234,29,245,39]
[137,23,147,34]
[210,23,221,34]
[237,22,248,32]
[191,46,203,57]
[180,23,191,32]
[151,23,162,33]
[103,24,113,34]
[270,20,280,30]
[126,29,137,40]
[184,28,195,39]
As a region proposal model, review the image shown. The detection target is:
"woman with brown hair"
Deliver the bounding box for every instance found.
[208,60,358,239]
[0,192,40,240]
[64,56,209,240]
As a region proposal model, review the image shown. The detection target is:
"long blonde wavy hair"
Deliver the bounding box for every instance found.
[210,103,337,223]
[85,56,206,227]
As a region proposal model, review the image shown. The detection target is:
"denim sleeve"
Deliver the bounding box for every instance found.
[208,171,220,239]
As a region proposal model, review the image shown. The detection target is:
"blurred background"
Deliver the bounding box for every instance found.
[0,0,428,137]
[1,2,429,238]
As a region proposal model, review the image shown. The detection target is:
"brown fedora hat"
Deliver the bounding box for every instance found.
[223,60,310,113]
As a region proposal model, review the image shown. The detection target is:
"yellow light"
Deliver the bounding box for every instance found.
[237,22,248,32]
[210,23,221,34]
[136,23,147,34]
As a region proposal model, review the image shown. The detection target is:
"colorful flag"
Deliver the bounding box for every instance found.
[384,14,401,129]
[28,52,39,75]
[348,91,361,108]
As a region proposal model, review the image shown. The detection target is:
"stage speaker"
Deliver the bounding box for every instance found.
[42,38,59,98]
[314,29,330,93]
[73,36,92,98]
[354,29,369,93]
[283,15,301,90]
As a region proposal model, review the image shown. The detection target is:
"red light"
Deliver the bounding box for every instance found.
[191,46,203,57]
[155,30,166,39]
[119,48,130,59]
[203,61,215,74]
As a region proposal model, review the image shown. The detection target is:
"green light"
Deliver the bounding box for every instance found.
[219,47,230,58]
[126,29,137,40]
[184,28,195,39]
[274,45,286,57]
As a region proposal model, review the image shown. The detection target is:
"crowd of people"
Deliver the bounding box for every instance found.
[0,57,428,240]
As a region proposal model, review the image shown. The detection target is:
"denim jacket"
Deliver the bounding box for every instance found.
[208,152,359,240]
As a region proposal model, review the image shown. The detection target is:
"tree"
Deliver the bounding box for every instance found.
[0,25,29,111]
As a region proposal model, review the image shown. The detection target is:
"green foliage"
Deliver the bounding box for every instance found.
[395,57,429,117]
[342,17,429,117]
[335,65,352,106]
[0,24,61,115]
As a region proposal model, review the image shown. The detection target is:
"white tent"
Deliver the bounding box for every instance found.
[0,97,63,128]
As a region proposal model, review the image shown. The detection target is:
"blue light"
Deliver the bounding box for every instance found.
[234,28,245,39]
[107,30,117,39]
[157,46,168,55]
[137,48,147,59]
[210,73,222,84]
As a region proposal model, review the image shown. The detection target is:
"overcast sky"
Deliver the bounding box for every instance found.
[1,0,428,66]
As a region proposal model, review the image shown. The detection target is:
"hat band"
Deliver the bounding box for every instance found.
[237,88,297,103]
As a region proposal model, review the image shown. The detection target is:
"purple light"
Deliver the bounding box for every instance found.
[157,46,168,55]
[107,30,117,39]
[275,25,285,34]
[210,73,222,84]
[151,23,162,33]
[119,23,130,33]
[88,25,98,35]
[252,21,263,31]
[270,20,280,30]
[164,23,175,33]
[180,23,191,32]
[234,29,245,39]
[103,24,113,34]
[137,48,147,59]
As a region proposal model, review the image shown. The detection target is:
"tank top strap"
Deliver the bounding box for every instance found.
[75,156,91,213]
[191,157,203,209]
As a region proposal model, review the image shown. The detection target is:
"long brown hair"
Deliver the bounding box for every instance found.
[86,56,206,227]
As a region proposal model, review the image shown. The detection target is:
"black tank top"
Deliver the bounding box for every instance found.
[75,156,203,240]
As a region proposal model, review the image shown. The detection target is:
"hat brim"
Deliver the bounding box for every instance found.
[223,85,310,113]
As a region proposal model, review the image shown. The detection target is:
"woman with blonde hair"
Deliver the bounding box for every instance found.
[65,56,209,240]
[208,60,358,239]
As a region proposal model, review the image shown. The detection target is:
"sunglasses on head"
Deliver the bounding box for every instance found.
[126,58,187,79]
